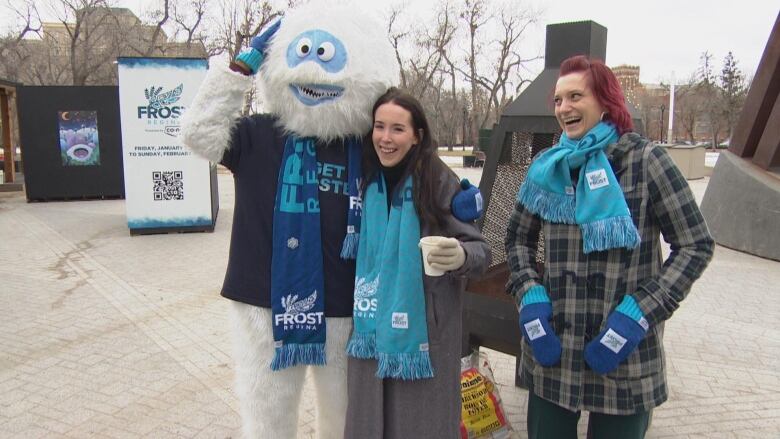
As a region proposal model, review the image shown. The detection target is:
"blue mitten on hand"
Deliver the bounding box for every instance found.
[451,179,483,222]
[235,19,282,74]
[584,296,648,375]
[518,286,561,367]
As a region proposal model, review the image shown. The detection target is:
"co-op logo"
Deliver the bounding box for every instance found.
[137,84,184,119]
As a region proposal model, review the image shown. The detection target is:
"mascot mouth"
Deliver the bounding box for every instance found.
[289,84,344,106]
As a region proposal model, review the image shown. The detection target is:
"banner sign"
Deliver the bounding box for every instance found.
[117,58,213,232]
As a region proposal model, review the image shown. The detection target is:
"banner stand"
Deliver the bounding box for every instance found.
[118,57,216,235]
[127,162,218,235]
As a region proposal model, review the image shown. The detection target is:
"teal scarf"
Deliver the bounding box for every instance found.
[517,122,640,253]
[346,174,434,380]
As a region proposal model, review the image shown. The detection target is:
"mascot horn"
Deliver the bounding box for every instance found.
[180,2,399,438]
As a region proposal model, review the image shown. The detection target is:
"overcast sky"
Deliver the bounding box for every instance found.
[528,0,778,83]
[2,0,777,85]
[390,0,778,84]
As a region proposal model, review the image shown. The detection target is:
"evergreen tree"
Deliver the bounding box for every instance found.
[697,51,724,148]
[697,51,715,86]
[720,51,747,141]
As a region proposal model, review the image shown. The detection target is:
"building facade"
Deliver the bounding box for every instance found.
[612,64,641,105]
[2,7,207,86]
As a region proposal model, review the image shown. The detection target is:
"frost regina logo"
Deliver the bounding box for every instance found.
[275,291,324,331]
[137,84,185,137]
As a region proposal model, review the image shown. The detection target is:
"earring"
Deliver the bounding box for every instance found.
[600,112,607,121]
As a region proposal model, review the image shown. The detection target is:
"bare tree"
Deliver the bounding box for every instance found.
[207,0,290,59]
[408,3,456,99]
[460,0,488,145]
[482,8,537,125]
[386,1,469,147]
[2,0,213,86]
[131,0,208,58]
[13,0,172,85]
[379,0,539,147]
[171,0,207,47]
[46,0,127,85]
[0,0,42,49]
[134,0,170,57]
[203,0,292,114]
[0,0,42,82]
[2,0,124,85]
[458,0,539,144]
[429,2,465,147]
[386,5,410,89]
[408,2,465,146]
[671,74,703,144]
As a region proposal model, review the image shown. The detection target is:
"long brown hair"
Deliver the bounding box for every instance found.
[363,87,454,229]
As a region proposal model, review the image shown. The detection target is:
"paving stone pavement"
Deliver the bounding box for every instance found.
[1,171,778,439]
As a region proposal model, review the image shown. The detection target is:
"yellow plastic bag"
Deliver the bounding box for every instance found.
[460,350,514,439]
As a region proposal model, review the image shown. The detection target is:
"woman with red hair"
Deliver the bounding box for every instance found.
[505,55,714,438]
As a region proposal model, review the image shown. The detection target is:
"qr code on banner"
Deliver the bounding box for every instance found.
[153,171,184,200]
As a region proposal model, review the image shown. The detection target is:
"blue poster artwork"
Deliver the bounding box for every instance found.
[58,111,101,166]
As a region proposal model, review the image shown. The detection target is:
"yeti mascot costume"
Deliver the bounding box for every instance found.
[180,3,398,438]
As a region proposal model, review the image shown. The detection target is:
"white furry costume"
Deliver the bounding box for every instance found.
[180,3,398,438]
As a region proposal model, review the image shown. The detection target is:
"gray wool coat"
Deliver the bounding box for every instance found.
[344,163,491,439]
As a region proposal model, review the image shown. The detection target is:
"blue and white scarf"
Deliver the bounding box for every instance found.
[517,122,640,253]
[346,174,434,380]
[270,135,362,370]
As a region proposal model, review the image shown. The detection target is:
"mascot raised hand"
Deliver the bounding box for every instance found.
[180,3,398,438]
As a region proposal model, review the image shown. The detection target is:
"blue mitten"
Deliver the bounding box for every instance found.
[451,179,483,222]
[584,296,649,375]
[235,19,282,74]
[518,286,561,367]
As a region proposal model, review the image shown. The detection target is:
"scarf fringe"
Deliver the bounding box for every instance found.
[376,351,434,380]
[581,216,641,254]
[346,331,376,359]
[270,343,326,371]
[340,232,360,260]
[518,180,576,224]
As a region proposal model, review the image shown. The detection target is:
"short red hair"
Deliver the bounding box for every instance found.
[559,55,633,135]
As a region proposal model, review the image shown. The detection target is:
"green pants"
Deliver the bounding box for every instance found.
[527,392,650,439]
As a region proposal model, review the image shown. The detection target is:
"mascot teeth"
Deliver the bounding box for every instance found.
[290,84,344,105]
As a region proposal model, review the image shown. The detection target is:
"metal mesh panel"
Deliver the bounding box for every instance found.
[482,131,560,268]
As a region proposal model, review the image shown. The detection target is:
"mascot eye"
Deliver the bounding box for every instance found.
[296,38,313,57]
[317,42,336,61]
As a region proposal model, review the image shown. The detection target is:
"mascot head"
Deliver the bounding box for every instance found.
[259,2,399,140]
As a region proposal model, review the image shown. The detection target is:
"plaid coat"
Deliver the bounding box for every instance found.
[505,132,714,415]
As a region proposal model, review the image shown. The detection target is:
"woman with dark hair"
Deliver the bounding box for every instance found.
[506,55,714,438]
[344,87,490,438]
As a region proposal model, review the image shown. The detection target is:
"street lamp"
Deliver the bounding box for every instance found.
[659,104,666,143]
[462,107,468,150]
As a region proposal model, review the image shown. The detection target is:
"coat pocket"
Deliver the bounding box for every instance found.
[425,284,441,344]
[424,276,464,345]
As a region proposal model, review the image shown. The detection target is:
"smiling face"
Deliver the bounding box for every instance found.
[554,72,606,140]
[372,102,419,168]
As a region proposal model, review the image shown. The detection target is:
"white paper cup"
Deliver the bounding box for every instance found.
[419,236,446,277]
